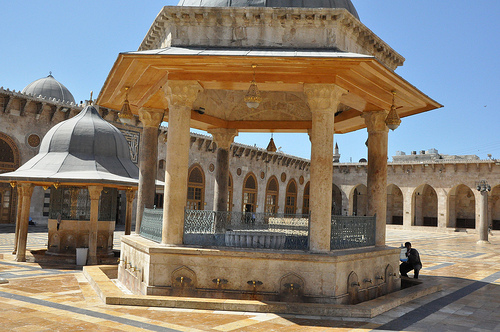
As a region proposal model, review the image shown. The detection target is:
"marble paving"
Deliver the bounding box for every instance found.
[0,224,499,331]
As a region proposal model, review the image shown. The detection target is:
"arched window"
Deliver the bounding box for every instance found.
[265,176,279,214]
[242,173,257,213]
[187,165,205,210]
[0,133,19,223]
[285,179,297,214]
[227,173,233,212]
[302,182,310,215]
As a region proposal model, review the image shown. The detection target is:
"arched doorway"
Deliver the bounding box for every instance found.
[285,179,297,214]
[491,185,500,230]
[242,173,257,213]
[332,184,342,216]
[265,176,279,214]
[0,133,20,223]
[413,184,438,227]
[449,184,475,229]
[187,165,205,210]
[387,184,403,224]
[351,184,367,216]
[302,182,310,216]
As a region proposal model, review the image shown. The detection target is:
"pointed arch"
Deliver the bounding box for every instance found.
[448,184,475,228]
[265,176,279,214]
[412,184,438,226]
[332,184,343,216]
[187,164,205,210]
[350,184,367,216]
[302,181,310,216]
[387,184,403,224]
[242,172,257,213]
[285,179,298,214]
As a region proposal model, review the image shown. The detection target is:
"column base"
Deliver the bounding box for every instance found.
[476,240,491,245]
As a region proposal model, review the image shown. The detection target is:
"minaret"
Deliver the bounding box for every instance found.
[333,143,340,163]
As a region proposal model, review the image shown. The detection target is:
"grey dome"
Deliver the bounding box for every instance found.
[177,0,359,19]
[22,74,76,104]
[0,105,139,185]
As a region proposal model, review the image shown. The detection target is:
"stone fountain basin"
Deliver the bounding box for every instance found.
[224,230,286,249]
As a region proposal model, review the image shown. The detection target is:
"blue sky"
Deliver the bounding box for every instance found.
[2,1,499,162]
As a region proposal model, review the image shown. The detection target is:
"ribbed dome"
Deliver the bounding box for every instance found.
[2,105,139,185]
[22,74,76,104]
[177,0,359,19]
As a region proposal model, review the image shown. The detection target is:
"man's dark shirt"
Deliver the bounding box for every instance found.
[407,248,422,268]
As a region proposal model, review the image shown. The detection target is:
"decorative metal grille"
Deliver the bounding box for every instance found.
[49,187,117,221]
[330,215,376,250]
[139,208,163,243]
[184,210,309,250]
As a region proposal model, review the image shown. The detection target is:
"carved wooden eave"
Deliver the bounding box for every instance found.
[97,49,441,134]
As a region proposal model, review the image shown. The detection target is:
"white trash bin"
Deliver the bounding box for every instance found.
[76,248,89,266]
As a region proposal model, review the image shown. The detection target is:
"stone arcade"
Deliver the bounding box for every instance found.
[97,1,440,304]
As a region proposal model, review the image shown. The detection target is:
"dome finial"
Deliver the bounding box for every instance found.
[48,71,53,77]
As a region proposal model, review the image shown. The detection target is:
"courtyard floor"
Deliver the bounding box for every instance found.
[0,225,499,331]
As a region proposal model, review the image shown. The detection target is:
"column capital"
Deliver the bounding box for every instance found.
[139,108,164,128]
[126,188,137,202]
[18,183,34,197]
[362,110,389,134]
[303,84,347,112]
[88,186,103,200]
[164,80,202,110]
[207,128,238,150]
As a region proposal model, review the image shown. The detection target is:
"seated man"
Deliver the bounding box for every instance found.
[400,242,422,279]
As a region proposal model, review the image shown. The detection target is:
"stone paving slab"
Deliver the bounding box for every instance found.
[0,227,499,330]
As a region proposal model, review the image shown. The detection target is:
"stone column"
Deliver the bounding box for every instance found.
[12,186,23,255]
[363,111,389,247]
[15,183,34,262]
[477,190,489,244]
[437,189,448,229]
[135,108,163,234]
[125,188,136,235]
[402,188,413,229]
[208,128,238,213]
[162,81,201,245]
[87,186,103,265]
[304,84,346,252]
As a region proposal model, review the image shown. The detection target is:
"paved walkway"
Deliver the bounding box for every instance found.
[0,225,499,331]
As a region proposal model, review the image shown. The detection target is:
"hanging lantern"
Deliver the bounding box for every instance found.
[118,87,135,125]
[244,65,262,109]
[385,91,401,130]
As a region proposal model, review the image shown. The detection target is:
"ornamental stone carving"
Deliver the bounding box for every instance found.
[362,110,389,134]
[207,128,238,150]
[164,81,202,110]
[138,108,164,128]
[303,84,347,112]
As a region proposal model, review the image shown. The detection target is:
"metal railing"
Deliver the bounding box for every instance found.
[330,215,376,249]
[138,208,376,251]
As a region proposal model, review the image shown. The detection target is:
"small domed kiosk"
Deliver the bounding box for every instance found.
[0,105,140,264]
